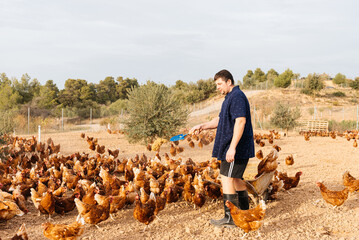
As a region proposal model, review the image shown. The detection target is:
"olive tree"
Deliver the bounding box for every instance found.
[124,81,188,144]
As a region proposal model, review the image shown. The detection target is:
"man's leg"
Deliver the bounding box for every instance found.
[210,174,238,227]
[234,178,249,210]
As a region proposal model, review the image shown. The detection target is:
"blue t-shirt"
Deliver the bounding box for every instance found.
[212,86,255,161]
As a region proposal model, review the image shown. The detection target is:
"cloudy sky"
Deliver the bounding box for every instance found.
[1,0,358,89]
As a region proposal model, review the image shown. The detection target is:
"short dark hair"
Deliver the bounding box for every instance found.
[214,69,234,85]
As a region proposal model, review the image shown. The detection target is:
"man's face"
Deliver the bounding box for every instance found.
[215,77,232,95]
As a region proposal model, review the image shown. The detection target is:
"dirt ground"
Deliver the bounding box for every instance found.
[1,128,359,240]
[1,89,359,239]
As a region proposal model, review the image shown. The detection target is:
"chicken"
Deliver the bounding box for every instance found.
[80,183,98,205]
[255,149,278,178]
[96,145,106,154]
[170,143,176,156]
[133,167,150,192]
[226,200,266,237]
[74,196,112,226]
[204,182,222,201]
[42,216,85,240]
[342,171,359,193]
[30,188,42,210]
[89,141,96,151]
[278,171,302,190]
[272,145,281,152]
[108,149,119,158]
[149,178,161,195]
[182,175,195,204]
[285,154,294,166]
[97,186,127,215]
[80,133,85,138]
[154,191,167,216]
[12,185,28,214]
[317,182,349,208]
[353,139,358,148]
[133,192,156,227]
[163,183,180,203]
[54,192,79,215]
[0,200,24,220]
[304,133,310,141]
[38,189,56,219]
[176,146,184,153]
[255,150,263,160]
[193,185,206,209]
[11,223,28,240]
[267,178,284,200]
[144,143,152,152]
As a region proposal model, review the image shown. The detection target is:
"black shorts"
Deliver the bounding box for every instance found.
[220,158,249,179]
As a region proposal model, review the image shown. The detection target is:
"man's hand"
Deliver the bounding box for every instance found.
[189,124,202,135]
[226,147,236,163]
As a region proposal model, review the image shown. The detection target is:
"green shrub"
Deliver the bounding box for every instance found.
[0,110,18,133]
[328,120,357,132]
[300,88,313,95]
[270,102,301,132]
[124,81,188,144]
[274,69,293,88]
[332,91,346,97]
[349,77,359,90]
[333,73,346,85]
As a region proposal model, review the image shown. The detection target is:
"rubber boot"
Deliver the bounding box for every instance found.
[210,194,239,228]
[237,190,249,210]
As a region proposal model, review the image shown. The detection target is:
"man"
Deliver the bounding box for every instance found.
[190,69,254,227]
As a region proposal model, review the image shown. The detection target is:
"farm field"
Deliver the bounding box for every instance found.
[1,128,359,240]
[1,89,359,240]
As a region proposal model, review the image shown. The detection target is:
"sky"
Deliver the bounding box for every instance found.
[1,0,358,89]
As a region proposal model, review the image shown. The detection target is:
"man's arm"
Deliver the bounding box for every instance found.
[189,117,219,134]
[226,117,246,162]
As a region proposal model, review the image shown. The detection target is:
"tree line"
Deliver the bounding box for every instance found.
[241,68,359,91]
[0,73,217,119]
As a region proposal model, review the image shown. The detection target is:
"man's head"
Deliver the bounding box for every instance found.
[214,69,234,95]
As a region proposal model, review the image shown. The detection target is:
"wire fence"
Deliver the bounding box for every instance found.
[2,86,359,135]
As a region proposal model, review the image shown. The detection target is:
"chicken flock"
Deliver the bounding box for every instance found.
[0,128,357,239]
[300,130,359,147]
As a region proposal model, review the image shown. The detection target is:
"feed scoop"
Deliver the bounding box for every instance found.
[170,134,188,141]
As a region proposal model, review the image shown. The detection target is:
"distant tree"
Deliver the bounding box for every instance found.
[12,74,39,103]
[58,79,88,107]
[253,68,266,83]
[274,69,293,88]
[124,81,188,144]
[116,77,139,99]
[30,78,41,98]
[80,83,97,102]
[333,73,346,85]
[302,73,324,95]
[0,73,11,86]
[243,70,255,88]
[265,69,279,83]
[36,80,59,109]
[96,76,118,104]
[349,77,359,90]
[270,102,301,135]
[197,78,216,98]
[0,81,21,110]
[173,80,188,90]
